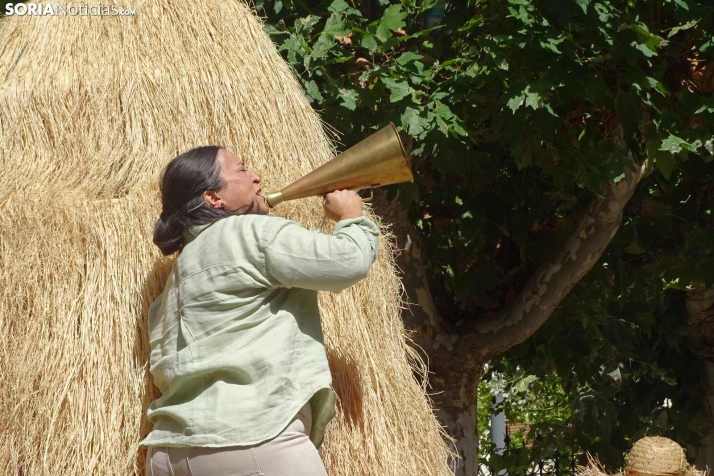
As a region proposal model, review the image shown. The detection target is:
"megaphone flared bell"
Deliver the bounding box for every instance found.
[263,123,413,208]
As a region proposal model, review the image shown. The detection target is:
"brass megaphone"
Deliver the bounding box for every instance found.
[263,123,413,208]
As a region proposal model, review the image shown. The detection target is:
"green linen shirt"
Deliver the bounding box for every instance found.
[139,214,379,449]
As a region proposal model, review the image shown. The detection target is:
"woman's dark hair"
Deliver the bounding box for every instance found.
[153,145,235,255]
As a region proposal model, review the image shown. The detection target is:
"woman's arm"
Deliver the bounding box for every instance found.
[262,193,379,293]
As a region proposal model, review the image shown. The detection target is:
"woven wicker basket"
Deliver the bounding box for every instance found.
[624,437,687,476]
[576,437,707,476]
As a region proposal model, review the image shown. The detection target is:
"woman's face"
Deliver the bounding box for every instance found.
[209,149,270,215]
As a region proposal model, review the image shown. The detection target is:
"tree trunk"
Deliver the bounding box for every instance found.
[686,283,714,467]
[373,191,484,476]
[373,161,646,475]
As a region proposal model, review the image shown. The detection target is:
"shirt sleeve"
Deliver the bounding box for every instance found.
[262,216,379,293]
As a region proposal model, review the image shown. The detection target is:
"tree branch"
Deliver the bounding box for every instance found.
[461,162,646,359]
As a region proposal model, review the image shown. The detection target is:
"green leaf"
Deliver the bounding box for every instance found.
[619,67,648,90]
[433,102,468,136]
[508,5,534,26]
[432,102,455,120]
[615,92,640,139]
[524,88,545,110]
[360,34,378,53]
[339,88,359,110]
[634,42,657,58]
[646,77,669,96]
[694,94,714,113]
[540,36,565,54]
[660,134,691,155]
[451,122,468,136]
[625,242,646,254]
[322,14,350,38]
[401,107,429,137]
[655,151,677,180]
[376,4,407,42]
[328,0,350,13]
[512,141,532,170]
[668,20,698,38]
[674,0,690,11]
[294,15,322,34]
[647,137,678,179]
[514,375,538,393]
[311,34,335,59]
[505,84,555,114]
[706,139,714,155]
[430,102,468,136]
[381,77,413,102]
[396,52,423,65]
[574,69,613,106]
[304,80,324,104]
[506,91,526,113]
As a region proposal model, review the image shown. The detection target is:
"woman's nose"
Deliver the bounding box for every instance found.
[253,173,261,183]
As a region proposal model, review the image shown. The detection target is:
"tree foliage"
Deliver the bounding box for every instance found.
[255,0,714,468]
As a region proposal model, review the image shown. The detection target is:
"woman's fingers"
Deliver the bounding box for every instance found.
[322,190,363,222]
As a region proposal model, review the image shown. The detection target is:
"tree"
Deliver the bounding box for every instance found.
[256,0,714,474]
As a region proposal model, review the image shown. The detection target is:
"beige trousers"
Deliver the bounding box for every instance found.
[146,406,328,476]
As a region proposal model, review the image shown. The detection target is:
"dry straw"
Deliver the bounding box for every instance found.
[0,1,454,475]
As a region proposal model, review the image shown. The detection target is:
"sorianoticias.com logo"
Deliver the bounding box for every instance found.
[4,3,136,16]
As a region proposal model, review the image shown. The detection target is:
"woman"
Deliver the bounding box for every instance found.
[140,145,379,476]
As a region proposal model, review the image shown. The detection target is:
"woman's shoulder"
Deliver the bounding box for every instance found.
[181,214,298,262]
[205,214,297,239]
[221,213,292,227]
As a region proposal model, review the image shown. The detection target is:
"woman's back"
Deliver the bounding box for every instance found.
[143,213,379,449]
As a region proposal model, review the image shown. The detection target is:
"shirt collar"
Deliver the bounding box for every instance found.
[182,224,211,245]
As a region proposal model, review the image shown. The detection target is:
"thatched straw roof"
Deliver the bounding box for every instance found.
[0,1,453,475]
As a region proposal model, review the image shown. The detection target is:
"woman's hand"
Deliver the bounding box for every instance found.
[322,190,363,222]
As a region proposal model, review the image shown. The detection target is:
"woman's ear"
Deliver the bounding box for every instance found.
[202,190,223,209]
